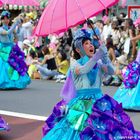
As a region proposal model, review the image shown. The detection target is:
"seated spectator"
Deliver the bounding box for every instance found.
[23,39,36,58]
[103,37,122,87]
[106,36,116,64]
[55,50,69,82]
[111,20,121,49]
[35,46,58,79]
[27,49,39,78]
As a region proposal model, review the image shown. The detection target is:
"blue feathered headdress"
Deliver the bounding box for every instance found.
[73,29,91,41]
[1,11,11,19]
[73,29,91,56]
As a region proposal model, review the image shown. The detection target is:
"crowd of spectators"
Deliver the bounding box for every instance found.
[7,9,140,85]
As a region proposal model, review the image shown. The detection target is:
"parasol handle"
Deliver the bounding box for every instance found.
[86,19,100,41]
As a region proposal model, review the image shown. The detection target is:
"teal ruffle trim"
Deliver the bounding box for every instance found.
[43,119,80,140]
[114,80,140,110]
[42,117,107,140]
[68,88,103,107]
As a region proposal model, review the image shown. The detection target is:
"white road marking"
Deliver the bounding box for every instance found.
[0,110,47,121]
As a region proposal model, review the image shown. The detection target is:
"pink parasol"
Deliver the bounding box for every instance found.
[35,0,119,36]
[0,1,2,6]
[1,0,39,6]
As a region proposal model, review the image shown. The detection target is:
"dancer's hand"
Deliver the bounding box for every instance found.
[98,40,107,54]
[102,65,108,73]
[75,67,80,75]
[99,40,105,46]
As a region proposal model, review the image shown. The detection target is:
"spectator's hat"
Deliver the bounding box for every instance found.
[23,39,32,48]
[90,16,97,24]
[26,12,34,20]
[112,16,118,21]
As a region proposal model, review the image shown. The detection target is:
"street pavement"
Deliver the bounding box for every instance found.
[0,115,44,140]
[0,80,140,140]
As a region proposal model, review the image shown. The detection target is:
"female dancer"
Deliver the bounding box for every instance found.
[0,11,30,89]
[114,29,140,110]
[42,29,140,140]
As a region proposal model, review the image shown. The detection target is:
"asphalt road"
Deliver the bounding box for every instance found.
[0,80,120,116]
[0,115,44,140]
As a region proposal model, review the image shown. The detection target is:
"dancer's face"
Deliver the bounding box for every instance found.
[83,39,94,58]
[2,16,10,25]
